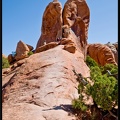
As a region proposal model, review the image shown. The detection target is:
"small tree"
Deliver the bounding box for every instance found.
[72,56,118,118]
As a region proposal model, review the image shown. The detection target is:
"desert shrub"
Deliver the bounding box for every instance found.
[27,51,33,56]
[72,56,118,113]
[72,80,88,112]
[100,63,118,75]
[86,75,117,110]
[87,57,118,111]
[2,56,10,69]
[85,55,98,68]
[72,99,87,112]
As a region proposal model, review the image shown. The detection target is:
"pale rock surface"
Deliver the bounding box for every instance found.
[15,40,29,61]
[2,68,11,75]
[87,43,117,66]
[2,45,92,120]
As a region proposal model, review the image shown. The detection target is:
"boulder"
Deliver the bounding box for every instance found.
[15,40,29,61]
[36,1,62,49]
[87,43,117,66]
[35,42,58,53]
[63,43,76,53]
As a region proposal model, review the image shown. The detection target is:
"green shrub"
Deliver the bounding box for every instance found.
[85,55,98,68]
[72,99,87,112]
[27,51,33,56]
[87,75,117,110]
[73,56,118,112]
[86,57,118,111]
[2,56,10,69]
[72,80,88,112]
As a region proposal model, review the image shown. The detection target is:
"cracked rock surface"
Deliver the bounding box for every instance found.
[2,45,91,120]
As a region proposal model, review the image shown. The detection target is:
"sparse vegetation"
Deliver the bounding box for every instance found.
[27,51,33,56]
[2,56,10,69]
[72,55,118,119]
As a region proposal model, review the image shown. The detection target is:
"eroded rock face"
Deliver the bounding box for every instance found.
[35,0,90,60]
[113,42,118,50]
[26,44,34,51]
[105,42,118,64]
[63,0,90,58]
[36,1,62,50]
[87,43,117,66]
[63,43,76,53]
[2,45,92,120]
[8,54,14,64]
[15,40,29,61]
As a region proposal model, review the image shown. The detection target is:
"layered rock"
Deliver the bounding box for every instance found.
[36,1,62,50]
[87,43,117,66]
[63,0,90,58]
[2,45,92,120]
[35,42,58,53]
[105,42,118,64]
[15,40,29,61]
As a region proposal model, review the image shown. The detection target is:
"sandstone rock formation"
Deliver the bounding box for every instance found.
[63,43,76,53]
[7,41,34,64]
[26,44,34,51]
[105,42,118,64]
[87,43,117,66]
[8,54,15,64]
[35,42,58,53]
[36,1,62,50]
[63,0,90,59]
[2,1,93,119]
[113,42,118,50]
[35,0,90,60]
[15,40,29,61]
[2,45,92,120]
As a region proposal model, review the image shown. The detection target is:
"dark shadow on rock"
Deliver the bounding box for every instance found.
[42,104,74,113]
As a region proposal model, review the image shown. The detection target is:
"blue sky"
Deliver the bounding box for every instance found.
[2,0,118,56]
